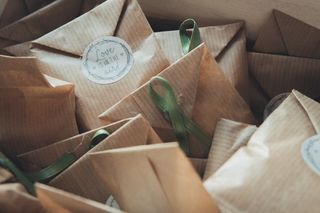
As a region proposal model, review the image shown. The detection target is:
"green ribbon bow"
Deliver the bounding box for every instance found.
[148,76,212,156]
[26,129,110,183]
[0,152,35,196]
[179,18,201,54]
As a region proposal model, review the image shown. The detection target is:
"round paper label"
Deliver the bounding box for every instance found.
[301,134,320,176]
[106,195,120,209]
[81,36,134,84]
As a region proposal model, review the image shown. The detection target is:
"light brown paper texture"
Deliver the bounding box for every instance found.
[22,0,169,131]
[249,10,320,118]
[36,183,122,213]
[0,0,104,51]
[137,0,320,41]
[0,183,45,213]
[155,22,265,106]
[0,55,78,157]
[0,168,12,183]
[100,44,255,158]
[203,119,257,180]
[19,114,162,202]
[204,90,320,213]
[90,143,220,213]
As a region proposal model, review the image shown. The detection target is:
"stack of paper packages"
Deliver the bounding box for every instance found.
[0,0,320,212]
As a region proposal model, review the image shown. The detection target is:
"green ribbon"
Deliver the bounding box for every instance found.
[179,18,201,54]
[0,152,35,196]
[26,129,110,183]
[148,76,212,156]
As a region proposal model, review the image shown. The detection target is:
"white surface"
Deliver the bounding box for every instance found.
[301,134,320,176]
[81,36,134,85]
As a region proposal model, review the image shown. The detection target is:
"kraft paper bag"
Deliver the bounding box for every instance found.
[0,183,45,213]
[100,44,255,158]
[155,22,265,106]
[204,90,320,213]
[90,143,220,213]
[137,0,320,41]
[203,119,257,180]
[0,56,78,157]
[248,10,320,119]
[0,168,12,183]
[19,115,162,202]
[23,0,169,131]
[0,0,105,51]
[36,183,122,213]
[0,0,53,29]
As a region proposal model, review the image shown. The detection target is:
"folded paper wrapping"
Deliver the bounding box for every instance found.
[248,10,320,118]
[100,44,256,158]
[0,183,45,213]
[16,0,169,131]
[90,143,219,213]
[0,0,105,50]
[155,22,266,107]
[204,90,320,213]
[0,0,53,29]
[0,168,12,183]
[36,183,122,213]
[203,119,257,180]
[0,56,78,157]
[137,0,320,41]
[0,183,121,213]
[19,115,162,202]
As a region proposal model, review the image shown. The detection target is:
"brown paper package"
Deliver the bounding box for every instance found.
[19,114,162,202]
[0,183,45,213]
[204,90,320,213]
[0,0,105,51]
[0,55,78,157]
[155,22,266,108]
[137,0,320,41]
[36,183,122,213]
[16,0,169,131]
[248,10,320,118]
[100,44,255,158]
[0,182,121,213]
[90,143,220,213]
[203,119,257,180]
[0,0,53,29]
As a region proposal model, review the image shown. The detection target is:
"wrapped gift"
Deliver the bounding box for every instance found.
[0,56,78,157]
[20,0,169,131]
[36,183,122,213]
[248,10,320,119]
[90,143,219,213]
[204,90,320,213]
[0,0,104,51]
[203,119,257,180]
[100,44,255,158]
[155,21,265,106]
[19,115,162,202]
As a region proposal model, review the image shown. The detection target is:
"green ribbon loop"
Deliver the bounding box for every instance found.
[26,129,110,183]
[0,152,35,196]
[148,76,212,156]
[179,18,201,54]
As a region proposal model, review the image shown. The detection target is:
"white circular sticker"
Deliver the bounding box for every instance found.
[81,36,134,84]
[301,134,320,176]
[106,195,120,209]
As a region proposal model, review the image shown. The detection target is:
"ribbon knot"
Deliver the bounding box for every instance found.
[179,18,201,54]
[148,76,212,156]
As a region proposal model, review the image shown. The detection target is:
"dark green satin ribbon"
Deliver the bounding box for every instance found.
[0,152,35,196]
[179,18,201,54]
[26,129,110,183]
[148,76,212,156]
